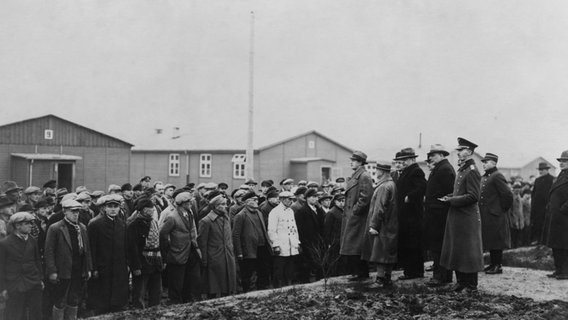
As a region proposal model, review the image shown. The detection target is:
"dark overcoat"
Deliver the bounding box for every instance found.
[396,163,427,249]
[544,170,568,249]
[87,214,129,310]
[532,173,554,239]
[232,207,272,259]
[361,176,398,264]
[198,211,237,295]
[295,203,325,253]
[424,159,455,250]
[127,216,163,275]
[340,166,373,255]
[440,159,484,273]
[324,206,343,247]
[0,234,43,293]
[479,167,514,250]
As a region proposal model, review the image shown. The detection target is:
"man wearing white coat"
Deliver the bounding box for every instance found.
[267,191,301,288]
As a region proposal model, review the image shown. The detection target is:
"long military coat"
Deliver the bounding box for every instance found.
[198,210,237,295]
[544,170,568,249]
[440,159,484,273]
[479,167,514,250]
[424,159,455,251]
[87,214,129,310]
[361,176,398,264]
[340,166,373,255]
[396,162,427,249]
[532,173,554,240]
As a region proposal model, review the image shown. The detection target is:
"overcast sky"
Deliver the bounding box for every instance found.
[1,1,567,166]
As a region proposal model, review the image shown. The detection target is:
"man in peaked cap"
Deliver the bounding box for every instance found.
[424,144,456,287]
[361,162,398,287]
[294,188,325,283]
[45,199,92,320]
[232,191,273,291]
[87,194,129,315]
[479,153,514,275]
[159,191,201,303]
[542,150,568,280]
[393,148,427,280]
[340,150,374,281]
[531,162,554,245]
[438,137,484,292]
[0,212,43,320]
[140,176,152,189]
[279,178,294,192]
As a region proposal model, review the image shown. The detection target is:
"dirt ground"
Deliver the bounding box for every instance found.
[91,246,566,319]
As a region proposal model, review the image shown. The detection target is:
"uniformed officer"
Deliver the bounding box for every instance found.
[439,137,484,292]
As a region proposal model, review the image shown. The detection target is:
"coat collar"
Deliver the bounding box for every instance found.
[345,166,366,192]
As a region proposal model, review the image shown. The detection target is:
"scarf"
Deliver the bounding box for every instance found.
[141,214,162,267]
[64,217,84,252]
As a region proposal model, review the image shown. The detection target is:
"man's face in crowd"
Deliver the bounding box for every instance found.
[267,197,280,206]
[6,190,21,203]
[64,208,80,223]
[0,206,15,217]
[429,153,444,165]
[280,197,294,208]
[393,161,404,172]
[78,199,91,210]
[282,183,293,191]
[538,168,549,177]
[122,190,133,200]
[260,186,269,194]
[482,160,496,171]
[37,206,50,218]
[29,192,42,203]
[104,203,121,217]
[15,220,33,235]
[306,195,318,206]
[559,159,568,171]
[141,179,151,188]
[334,198,345,210]
[320,198,331,209]
[245,197,259,209]
[350,159,362,170]
[164,187,174,198]
[457,148,471,162]
[155,184,165,195]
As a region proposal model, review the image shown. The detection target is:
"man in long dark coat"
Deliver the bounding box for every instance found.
[324,194,345,276]
[340,151,374,281]
[531,162,554,244]
[479,153,514,275]
[424,145,455,286]
[361,162,398,287]
[87,194,129,315]
[543,150,568,280]
[394,148,427,280]
[440,138,484,292]
[295,188,326,283]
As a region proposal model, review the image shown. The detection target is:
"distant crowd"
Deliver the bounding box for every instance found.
[0,137,567,320]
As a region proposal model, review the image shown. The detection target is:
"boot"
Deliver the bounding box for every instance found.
[52,306,65,320]
[64,305,78,320]
[485,264,503,274]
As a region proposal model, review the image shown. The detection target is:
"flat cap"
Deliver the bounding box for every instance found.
[24,186,41,194]
[241,191,258,202]
[306,181,319,188]
[61,193,78,202]
[278,191,295,199]
[61,199,82,210]
[280,178,294,185]
[294,186,307,196]
[175,192,192,205]
[108,184,121,193]
[304,188,318,198]
[99,194,122,206]
[9,212,35,226]
[75,186,89,194]
[90,190,105,198]
[245,178,258,185]
[350,150,368,164]
[75,193,91,202]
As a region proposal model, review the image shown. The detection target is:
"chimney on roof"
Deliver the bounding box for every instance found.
[172,127,180,139]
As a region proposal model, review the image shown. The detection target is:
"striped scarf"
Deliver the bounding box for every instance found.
[64,217,84,252]
[142,217,162,267]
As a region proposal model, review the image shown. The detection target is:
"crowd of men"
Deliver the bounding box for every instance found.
[0,137,567,320]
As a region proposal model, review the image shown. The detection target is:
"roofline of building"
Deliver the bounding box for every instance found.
[0,114,134,147]
[258,130,353,152]
[132,149,260,154]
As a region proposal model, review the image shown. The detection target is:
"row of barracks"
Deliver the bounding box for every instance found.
[0,115,555,192]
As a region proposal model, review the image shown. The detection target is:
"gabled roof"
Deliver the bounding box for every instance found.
[258,130,353,152]
[0,114,133,146]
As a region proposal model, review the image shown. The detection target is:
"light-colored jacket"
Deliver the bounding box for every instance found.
[267,203,300,257]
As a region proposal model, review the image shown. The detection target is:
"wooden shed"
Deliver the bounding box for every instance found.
[0,115,132,192]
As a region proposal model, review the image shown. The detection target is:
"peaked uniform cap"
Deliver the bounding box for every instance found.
[456,137,478,151]
[481,153,499,163]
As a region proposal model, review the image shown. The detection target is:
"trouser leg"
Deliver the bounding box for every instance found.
[167,264,185,304]
[4,290,25,320]
[256,246,271,289]
[131,274,147,309]
[147,271,162,307]
[272,256,285,288]
[182,249,202,302]
[240,259,255,292]
[490,250,503,265]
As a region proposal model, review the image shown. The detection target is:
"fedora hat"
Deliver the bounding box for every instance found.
[1,181,22,194]
[349,151,368,164]
[0,195,15,208]
[427,144,449,157]
[557,150,568,161]
[376,162,391,172]
[537,162,550,170]
[393,148,418,161]
[481,153,499,163]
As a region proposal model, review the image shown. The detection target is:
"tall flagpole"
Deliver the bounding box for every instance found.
[246,11,255,180]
